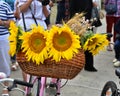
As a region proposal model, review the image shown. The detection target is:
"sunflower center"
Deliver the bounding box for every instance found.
[53,31,72,51]
[29,33,46,53]
[88,38,97,46]
[58,37,66,45]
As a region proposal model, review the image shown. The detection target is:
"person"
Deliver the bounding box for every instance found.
[0,0,15,95]
[92,0,102,33]
[17,0,50,82]
[69,0,97,72]
[55,0,69,24]
[104,0,120,51]
[45,0,54,29]
[18,0,49,31]
[113,39,120,67]
[14,0,21,20]
[4,0,15,10]
[4,0,19,71]
[113,19,120,67]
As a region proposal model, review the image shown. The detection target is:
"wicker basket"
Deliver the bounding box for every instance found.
[17,49,85,79]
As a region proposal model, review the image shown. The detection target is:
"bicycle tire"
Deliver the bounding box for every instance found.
[101,81,117,96]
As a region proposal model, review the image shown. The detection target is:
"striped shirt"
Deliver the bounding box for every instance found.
[0,1,15,35]
[104,0,120,16]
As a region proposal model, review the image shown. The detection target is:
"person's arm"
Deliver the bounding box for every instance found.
[0,19,14,28]
[49,0,54,7]
[42,6,50,17]
[41,0,50,17]
[93,2,98,7]
[14,0,20,19]
[19,0,33,13]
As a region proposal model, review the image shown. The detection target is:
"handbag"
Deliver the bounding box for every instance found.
[105,0,117,15]
[91,18,102,27]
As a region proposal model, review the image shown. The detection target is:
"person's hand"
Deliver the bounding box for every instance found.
[42,0,50,6]
[49,0,54,7]
[93,2,98,7]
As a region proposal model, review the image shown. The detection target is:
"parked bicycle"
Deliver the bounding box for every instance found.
[101,68,120,96]
[0,77,33,96]
[25,75,62,96]
[0,73,68,96]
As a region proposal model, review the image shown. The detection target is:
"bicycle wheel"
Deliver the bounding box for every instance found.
[101,81,117,96]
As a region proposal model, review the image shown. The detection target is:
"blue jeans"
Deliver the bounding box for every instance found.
[11,54,16,63]
[114,39,120,61]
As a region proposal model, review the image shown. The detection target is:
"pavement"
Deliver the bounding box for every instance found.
[0,3,119,96]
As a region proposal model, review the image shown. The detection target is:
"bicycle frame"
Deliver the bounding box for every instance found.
[25,75,61,96]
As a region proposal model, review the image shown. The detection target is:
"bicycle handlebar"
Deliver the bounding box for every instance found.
[0,78,33,91]
[14,79,33,87]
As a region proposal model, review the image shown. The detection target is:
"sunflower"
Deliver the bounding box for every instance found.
[83,34,109,55]
[19,25,49,65]
[48,24,81,62]
[8,21,18,56]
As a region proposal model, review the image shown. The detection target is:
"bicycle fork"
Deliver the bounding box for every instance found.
[38,77,46,96]
[50,78,61,95]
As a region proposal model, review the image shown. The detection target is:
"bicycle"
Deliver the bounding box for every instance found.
[25,75,63,96]
[0,73,67,96]
[0,77,33,96]
[101,68,120,96]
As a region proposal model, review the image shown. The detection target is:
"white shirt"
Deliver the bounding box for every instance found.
[18,0,47,30]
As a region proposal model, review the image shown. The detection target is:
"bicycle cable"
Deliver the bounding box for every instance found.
[60,79,68,88]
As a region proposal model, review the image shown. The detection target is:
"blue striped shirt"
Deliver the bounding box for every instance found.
[0,1,15,35]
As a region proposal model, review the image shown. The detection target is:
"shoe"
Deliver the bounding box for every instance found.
[107,45,113,51]
[2,88,9,96]
[84,67,98,72]
[0,72,6,79]
[11,61,19,71]
[114,61,120,67]
[113,58,118,63]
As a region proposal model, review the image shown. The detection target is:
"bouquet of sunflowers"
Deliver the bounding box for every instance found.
[8,13,109,79]
[8,13,109,65]
[9,22,81,65]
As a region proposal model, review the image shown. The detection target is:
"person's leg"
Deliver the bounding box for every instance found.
[55,2,65,24]
[113,39,120,67]
[93,27,97,33]
[106,15,114,41]
[106,15,114,51]
[0,39,10,95]
[113,17,120,42]
[0,40,11,77]
[114,40,120,59]
[11,54,19,71]
[84,50,97,72]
